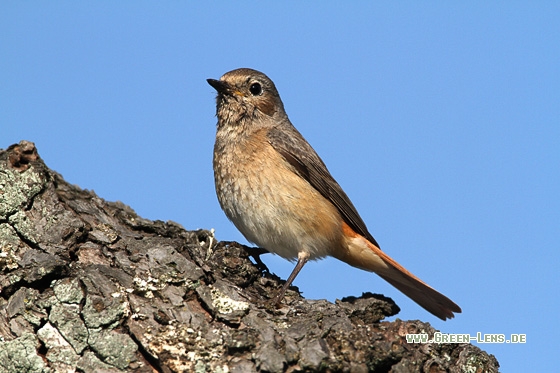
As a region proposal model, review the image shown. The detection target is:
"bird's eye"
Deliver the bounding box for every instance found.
[249,82,263,96]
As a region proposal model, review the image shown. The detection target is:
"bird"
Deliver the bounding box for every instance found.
[207,68,461,320]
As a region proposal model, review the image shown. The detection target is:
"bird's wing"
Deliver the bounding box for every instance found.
[267,125,380,247]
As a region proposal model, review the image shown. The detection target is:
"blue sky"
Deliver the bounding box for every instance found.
[2,2,558,371]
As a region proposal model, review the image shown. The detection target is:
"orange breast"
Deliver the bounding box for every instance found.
[214,128,343,260]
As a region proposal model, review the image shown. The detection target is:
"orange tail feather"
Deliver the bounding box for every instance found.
[337,223,461,320]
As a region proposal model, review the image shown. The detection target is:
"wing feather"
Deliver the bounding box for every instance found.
[267,125,380,248]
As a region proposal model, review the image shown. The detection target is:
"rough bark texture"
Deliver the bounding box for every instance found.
[0,141,499,373]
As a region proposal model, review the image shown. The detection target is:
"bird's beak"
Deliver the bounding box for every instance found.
[207,78,245,97]
[207,79,230,95]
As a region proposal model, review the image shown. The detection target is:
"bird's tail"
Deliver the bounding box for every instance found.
[336,223,461,320]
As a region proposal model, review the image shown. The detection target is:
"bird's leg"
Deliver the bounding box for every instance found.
[272,251,310,305]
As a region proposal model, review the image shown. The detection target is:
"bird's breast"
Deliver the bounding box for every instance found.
[213,128,343,260]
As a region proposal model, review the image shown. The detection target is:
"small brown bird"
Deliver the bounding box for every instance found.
[208,68,461,320]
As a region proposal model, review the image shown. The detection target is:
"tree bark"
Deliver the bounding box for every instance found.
[0,141,499,373]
